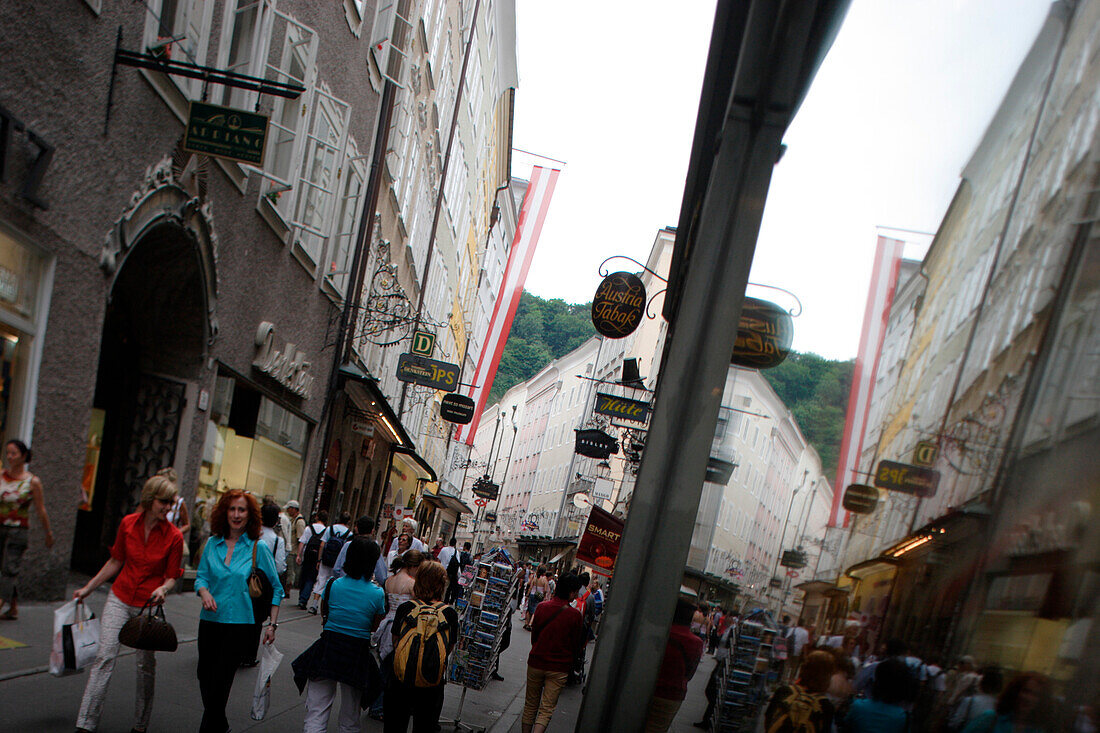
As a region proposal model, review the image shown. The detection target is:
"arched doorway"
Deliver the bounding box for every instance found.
[72,209,214,572]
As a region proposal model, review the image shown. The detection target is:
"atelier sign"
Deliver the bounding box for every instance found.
[574,428,619,459]
[592,271,646,338]
[395,353,460,392]
[184,101,269,165]
[439,393,475,424]
[594,392,650,423]
[842,484,879,514]
[253,321,314,399]
[732,297,794,369]
[874,460,940,498]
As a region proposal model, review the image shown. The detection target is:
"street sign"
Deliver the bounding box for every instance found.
[594,392,650,423]
[474,498,488,507]
[472,476,499,500]
[484,511,497,523]
[396,353,460,392]
[592,271,646,338]
[786,569,800,579]
[439,393,475,424]
[184,101,269,165]
[769,578,783,589]
[842,484,879,514]
[574,429,619,459]
[780,549,807,568]
[411,330,436,357]
[913,440,939,467]
[732,297,794,370]
[874,460,940,498]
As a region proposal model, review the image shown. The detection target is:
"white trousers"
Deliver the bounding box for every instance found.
[303,678,362,733]
[76,591,156,731]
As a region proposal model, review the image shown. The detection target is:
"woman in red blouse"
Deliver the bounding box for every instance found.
[73,468,184,733]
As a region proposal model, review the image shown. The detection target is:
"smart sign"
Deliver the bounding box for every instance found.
[874,460,940,498]
[731,297,794,369]
[396,353,459,392]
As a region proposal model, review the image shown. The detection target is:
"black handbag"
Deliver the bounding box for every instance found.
[248,540,275,624]
[118,600,178,652]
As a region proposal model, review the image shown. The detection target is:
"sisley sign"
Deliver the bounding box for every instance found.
[253,321,314,399]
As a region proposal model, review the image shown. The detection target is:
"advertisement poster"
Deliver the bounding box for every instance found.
[575,505,625,577]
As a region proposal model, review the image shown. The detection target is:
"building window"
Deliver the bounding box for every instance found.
[143,0,215,100]
[216,0,276,110]
[292,85,351,266]
[324,138,367,298]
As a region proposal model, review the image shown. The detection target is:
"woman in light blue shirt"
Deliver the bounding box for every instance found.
[293,537,386,733]
[195,489,284,733]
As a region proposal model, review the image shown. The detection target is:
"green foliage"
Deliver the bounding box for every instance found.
[763,352,854,481]
[488,291,595,403]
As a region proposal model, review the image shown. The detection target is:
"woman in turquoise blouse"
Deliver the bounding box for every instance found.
[961,672,1052,733]
[195,489,284,733]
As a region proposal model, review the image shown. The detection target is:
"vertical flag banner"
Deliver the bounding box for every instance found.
[830,236,905,527]
[458,165,560,443]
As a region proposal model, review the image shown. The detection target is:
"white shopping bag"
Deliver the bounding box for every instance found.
[50,600,99,676]
[249,641,284,720]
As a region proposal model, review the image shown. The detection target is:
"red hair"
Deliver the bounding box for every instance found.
[209,489,262,540]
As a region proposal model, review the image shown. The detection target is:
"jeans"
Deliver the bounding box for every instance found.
[197,620,252,733]
[76,592,156,731]
[522,666,569,728]
[304,678,362,733]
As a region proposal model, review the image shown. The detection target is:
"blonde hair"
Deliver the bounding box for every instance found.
[140,467,179,509]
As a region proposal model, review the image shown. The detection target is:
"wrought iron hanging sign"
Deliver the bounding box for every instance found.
[732,297,795,369]
[780,549,808,569]
[358,240,416,347]
[874,460,940,498]
[183,101,269,165]
[395,353,460,392]
[594,392,650,423]
[439,393,475,424]
[472,475,499,500]
[575,429,619,459]
[592,271,646,338]
[842,484,879,514]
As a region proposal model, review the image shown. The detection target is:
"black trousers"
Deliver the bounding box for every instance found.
[197,620,253,733]
[383,678,445,733]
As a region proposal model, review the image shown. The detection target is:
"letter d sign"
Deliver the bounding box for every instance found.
[411,330,435,357]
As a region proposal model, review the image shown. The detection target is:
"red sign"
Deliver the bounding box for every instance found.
[786,569,800,578]
[575,505,625,577]
[474,498,488,507]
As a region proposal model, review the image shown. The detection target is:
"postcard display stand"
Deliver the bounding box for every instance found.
[715,610,777,732]
[450,548,520,689]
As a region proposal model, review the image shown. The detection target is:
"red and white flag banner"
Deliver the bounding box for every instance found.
[457,165,560,443]
[830,236,905,527]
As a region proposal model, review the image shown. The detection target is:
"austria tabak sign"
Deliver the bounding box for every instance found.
[592,271,646,338]
[576,505,624,577]
[732,297,794,370]
[594,392,650,423]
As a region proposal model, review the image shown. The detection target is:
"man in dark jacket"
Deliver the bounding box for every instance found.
[522,572,584,733]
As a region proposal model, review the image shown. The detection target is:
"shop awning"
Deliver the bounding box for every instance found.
[338,363,415,448]
[419,489,472,515]
[845,556,900,580]
[796,580,841,594]
[549,549,570,564]
[392,445,437,483]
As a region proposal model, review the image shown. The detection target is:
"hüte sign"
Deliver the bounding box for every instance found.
[874,460,940,498]
[396,353,460,392]
[592,271,646,338]
[732,297,794,369]
[594,392,650,423]
[184,101,269,165]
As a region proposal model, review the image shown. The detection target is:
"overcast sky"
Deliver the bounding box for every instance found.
[510,0,1052,360]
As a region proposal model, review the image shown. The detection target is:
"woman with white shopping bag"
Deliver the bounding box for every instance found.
[73,468,184,733]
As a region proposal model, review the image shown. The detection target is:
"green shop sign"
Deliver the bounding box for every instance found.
[184,101,269,165]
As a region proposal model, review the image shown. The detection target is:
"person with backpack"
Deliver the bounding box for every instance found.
[386,560,458,732]
[297,510,328,609]
[292,538,387,733]
[764,650,836,733]
[438,537,459,603]
[523,572,585,733]
[307,511,352,613]
[643,598,705,732]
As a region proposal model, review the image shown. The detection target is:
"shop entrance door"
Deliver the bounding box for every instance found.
[72,222,207,574]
